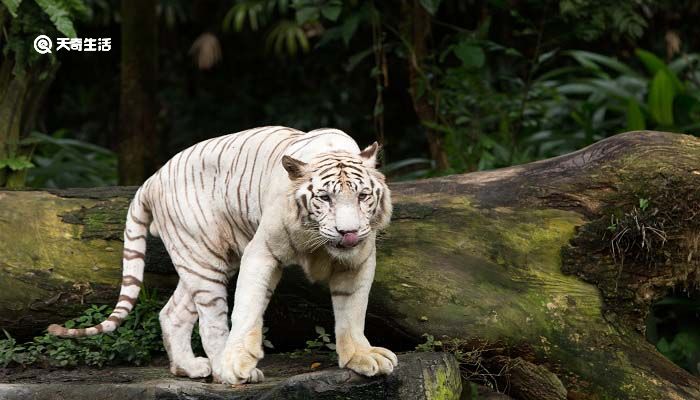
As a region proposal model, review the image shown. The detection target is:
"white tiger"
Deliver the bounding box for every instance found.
[48,126,396,384]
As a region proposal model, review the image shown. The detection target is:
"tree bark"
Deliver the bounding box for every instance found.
[1,131,699,399]
[118,0,158,185]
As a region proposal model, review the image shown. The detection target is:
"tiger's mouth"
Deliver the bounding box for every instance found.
[328,232,363,250]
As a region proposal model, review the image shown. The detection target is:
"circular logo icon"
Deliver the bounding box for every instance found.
[33,35,52,54]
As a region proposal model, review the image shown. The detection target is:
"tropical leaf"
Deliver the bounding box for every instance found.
[222,1,266,32]
[340,12,360,45]
[636,49,683,93]
[320,0,342,21]
[453,42,485,69]
[626,99,646,131]
[668,54,700,74]
[0,156,34,171]
[34,0,78,37]
[1,0,22,17]
[566,50,641,78]
[648,70,676,126]
[265,19,308,56]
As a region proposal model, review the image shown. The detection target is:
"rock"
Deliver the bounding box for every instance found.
[0,352,461,400]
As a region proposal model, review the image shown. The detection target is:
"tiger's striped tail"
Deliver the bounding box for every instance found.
[48,187,151,337]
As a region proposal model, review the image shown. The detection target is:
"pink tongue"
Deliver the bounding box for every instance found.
[341,232,359,247]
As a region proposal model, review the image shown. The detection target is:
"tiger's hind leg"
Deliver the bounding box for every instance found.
[166,255,234,383]
[160,281,212,378]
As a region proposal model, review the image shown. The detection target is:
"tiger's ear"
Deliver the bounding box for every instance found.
[359,142,380,167]
[282,155,308,180]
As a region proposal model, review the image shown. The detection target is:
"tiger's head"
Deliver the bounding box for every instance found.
[282,142,392,258]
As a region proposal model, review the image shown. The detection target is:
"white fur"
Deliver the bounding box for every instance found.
[48,126,395,384]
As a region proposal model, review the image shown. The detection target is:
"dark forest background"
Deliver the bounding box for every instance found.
[2,0,700,376]
[3,0,700,188]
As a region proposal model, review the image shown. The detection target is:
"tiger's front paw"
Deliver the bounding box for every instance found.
[344,346,398,377]
[217,332,265,384]
[216,365,264,385]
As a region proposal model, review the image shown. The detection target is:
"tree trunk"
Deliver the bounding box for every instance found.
[401,0,450,171]
[1,131,699,399]
[0,56,59,188]
[118,0,158,185]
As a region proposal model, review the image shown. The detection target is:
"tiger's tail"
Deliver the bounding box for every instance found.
[48,186,152,337]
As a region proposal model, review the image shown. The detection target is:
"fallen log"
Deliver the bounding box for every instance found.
[1,130,699,399]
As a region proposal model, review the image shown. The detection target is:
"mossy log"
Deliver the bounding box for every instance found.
[1,131,700,399]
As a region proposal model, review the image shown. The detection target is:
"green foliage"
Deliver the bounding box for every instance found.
[382,158,433,181]
[33,0,90,37]
[24,130,117,188]
[638,197,649,212]
[0,330,34,367]
[223,0,360,56]
[1,0,22,16]
[0,155,34,171]
[0,288,166,368]
[1,0,90,72]
[657,333,700,374]
[265,19,309,56]
[648,294,700,375]
[559,50,700,132]
[417,43,700,174]
[415,333,442,352]
[287,325,336,358]
[422,36,569,172]
[558,0,650,40]
[305,325,336,351]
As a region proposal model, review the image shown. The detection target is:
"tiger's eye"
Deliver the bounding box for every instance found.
[319,195,331,202]
[358,193,369,201]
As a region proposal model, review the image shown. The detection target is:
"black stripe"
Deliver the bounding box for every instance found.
[191,289,212,298]
[123,248,145,260]
[331,289,356,297]
[117,295,137,305]
[125,232,146,241]
[198,296,227,307]
[290,132,350,155]
[299,195,309,212]
[122,275,142,287]
[176,264,227,285]
[131,213,148,226]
